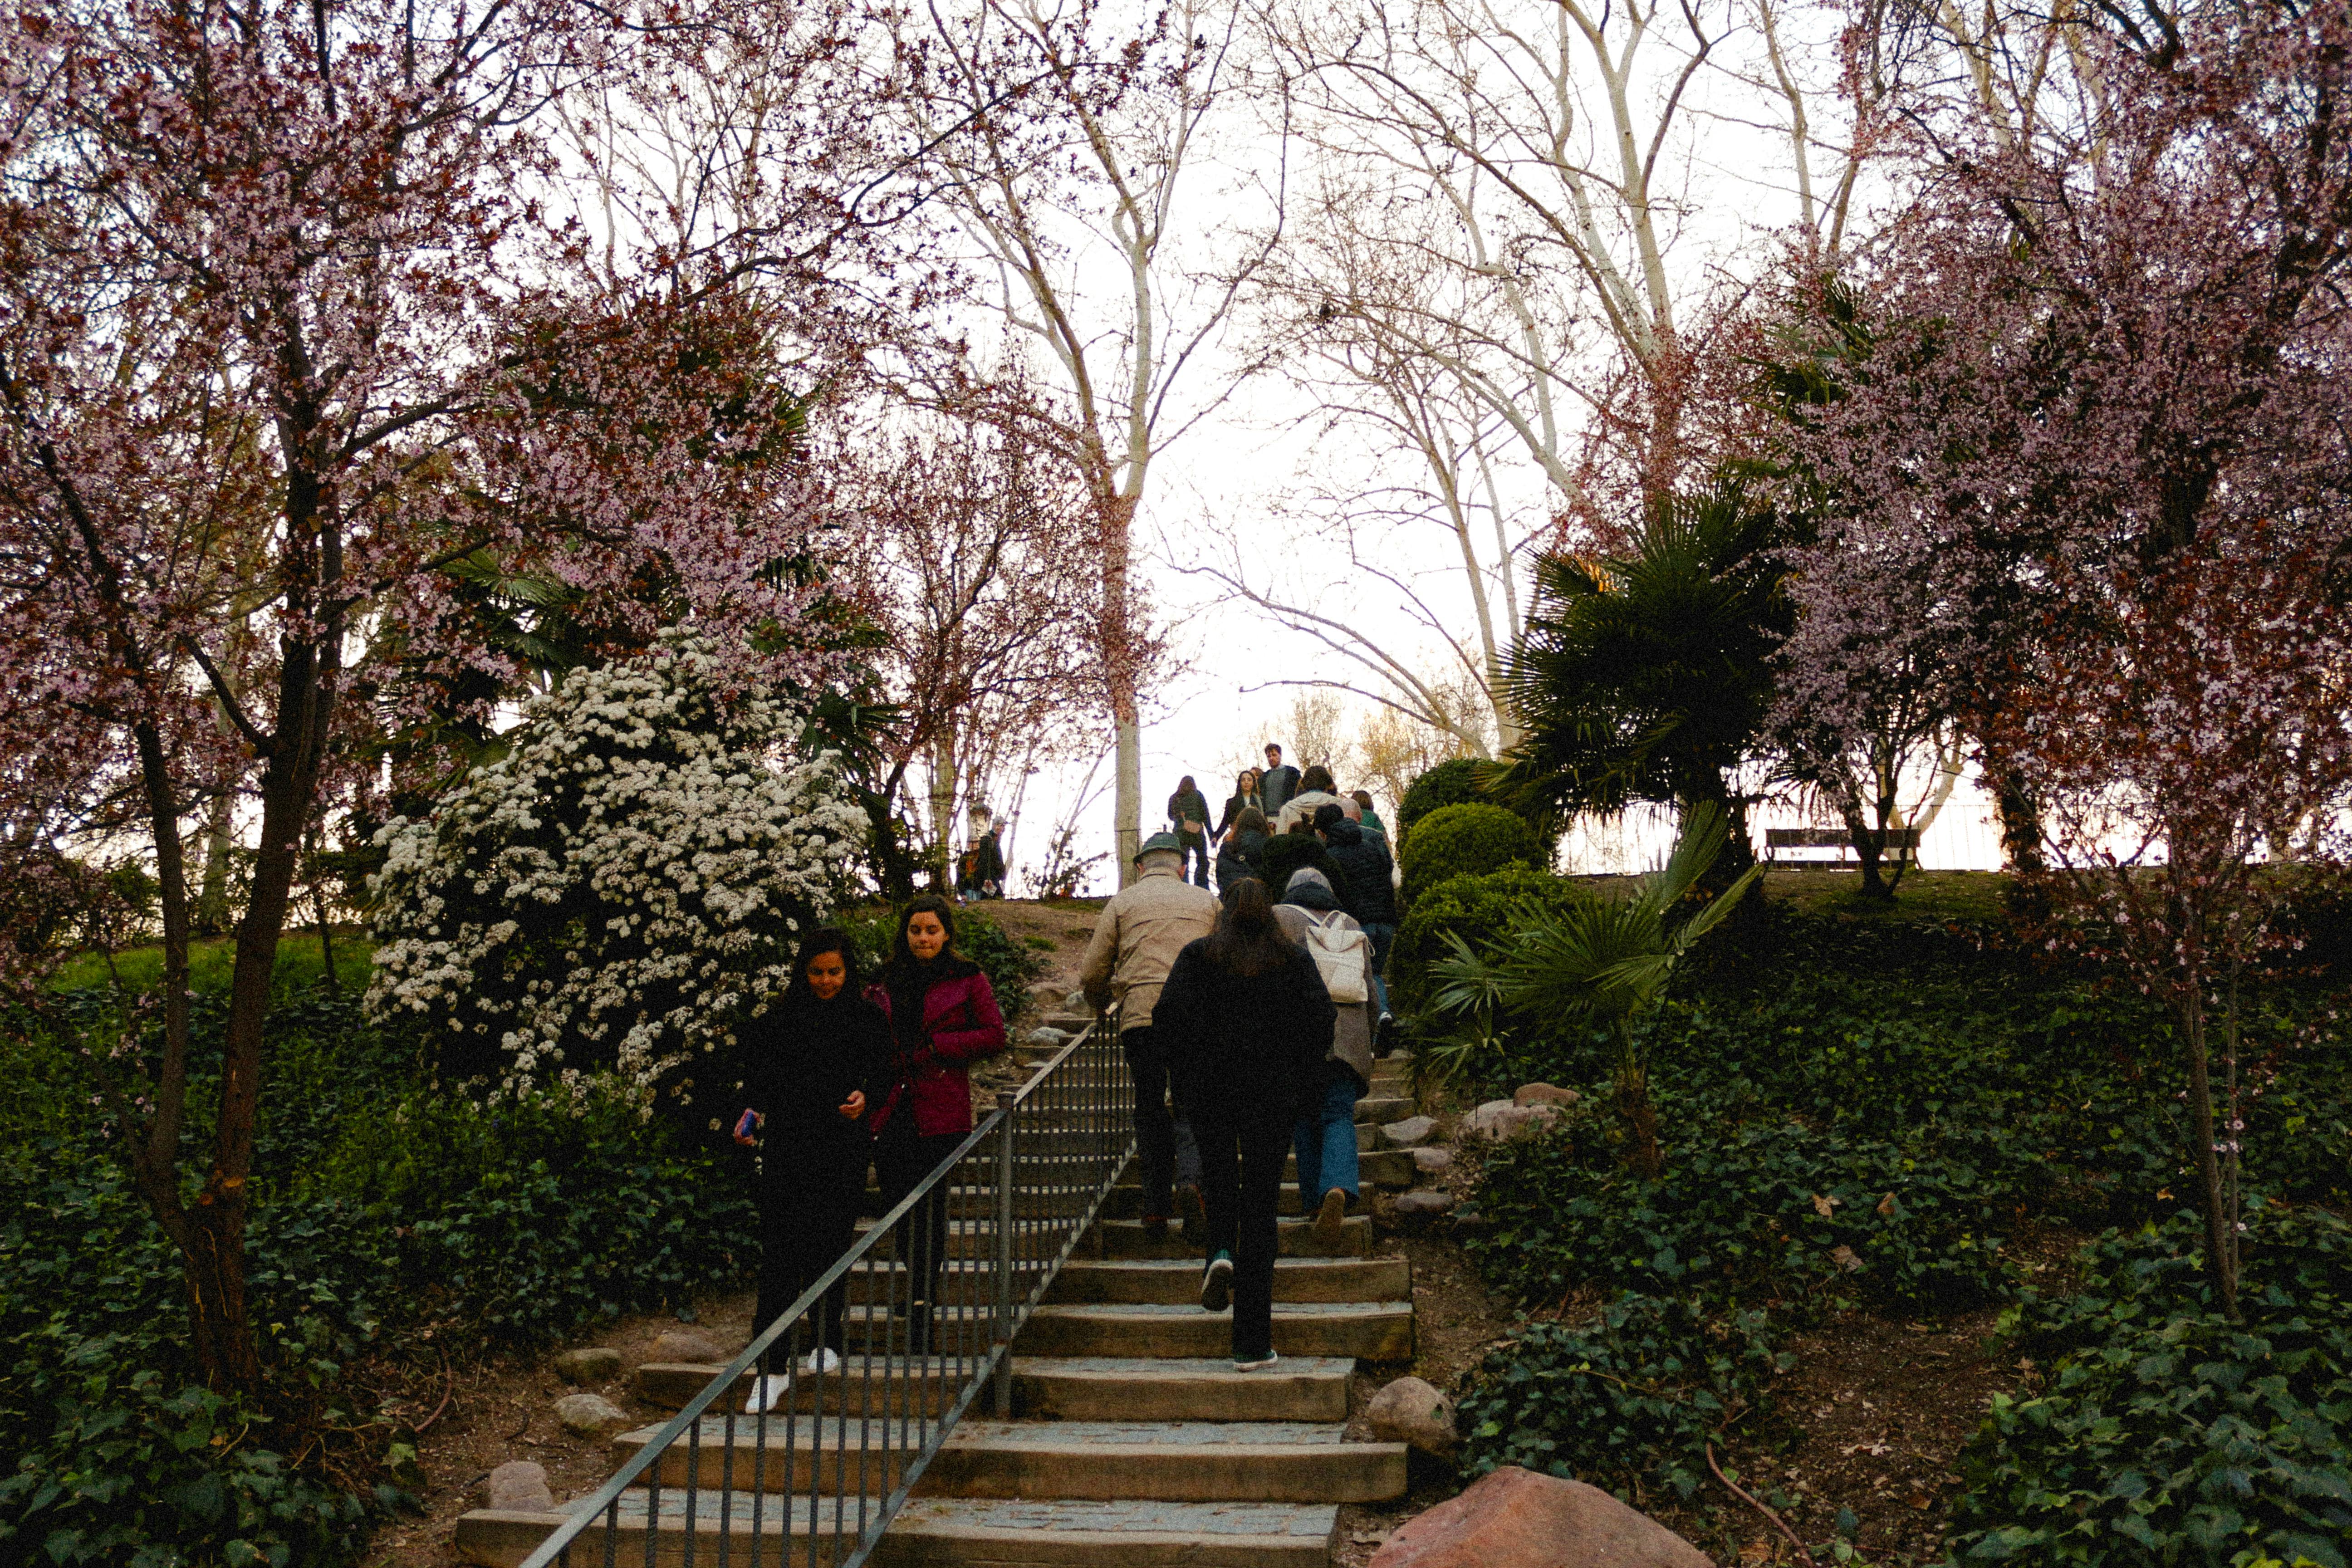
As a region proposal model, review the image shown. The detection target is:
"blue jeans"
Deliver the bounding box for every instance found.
[1292,1065,1362,1202]
[1359,920,1395,1017]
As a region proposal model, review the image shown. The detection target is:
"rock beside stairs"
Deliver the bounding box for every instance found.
[1370,1466,1712,1568]
[553,1392,630,1440]
[476,1460,554,1512]
[1365,1377,1457,1462]
[552,1346,620,1384]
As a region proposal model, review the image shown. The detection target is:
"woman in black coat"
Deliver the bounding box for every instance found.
[1152,880,1336,1369]
[1214,805,1269,897]
[1212,768,1263,839]
[734,926,891,1410]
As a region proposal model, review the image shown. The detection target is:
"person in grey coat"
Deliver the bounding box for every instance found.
[1271,868,1372,1240]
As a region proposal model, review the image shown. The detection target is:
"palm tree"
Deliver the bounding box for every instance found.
[1485,479,1787,885]
[1431,801,1759,1177]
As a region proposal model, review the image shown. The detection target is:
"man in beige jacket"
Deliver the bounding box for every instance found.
[1080,833,1221,1238]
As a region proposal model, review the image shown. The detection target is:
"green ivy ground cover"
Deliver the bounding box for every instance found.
[1,972,762,1567]
[1442,909,2352,1566]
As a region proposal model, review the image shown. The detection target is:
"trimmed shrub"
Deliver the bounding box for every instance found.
[1397,758,1487,842]
[1390,864,1585,1017]
[1399,802,1545,902]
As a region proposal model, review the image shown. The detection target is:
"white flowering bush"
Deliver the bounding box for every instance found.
[366,635,866,1107]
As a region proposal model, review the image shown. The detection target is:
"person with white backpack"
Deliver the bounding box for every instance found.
[1271,867,1374,1239]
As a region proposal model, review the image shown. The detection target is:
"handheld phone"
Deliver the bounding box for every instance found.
[735,1108,760,1140]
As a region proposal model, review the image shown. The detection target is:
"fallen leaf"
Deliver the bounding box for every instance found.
[1876,1192,1897,1217]
[1830,1244,1864,1272]
[1740,1542,1774,1564]
[1813,1194,1840,1218]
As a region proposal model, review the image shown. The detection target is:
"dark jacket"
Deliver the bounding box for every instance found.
[1259,764,1302,821]
[738,992,892,1181]
[1212,789,1262,839]
[867,958,1007,1137]
[1167,788,1213,843]
[1215,826,1267,893]
[1322,818,1398,926]
[1258,831,1344,905]
[1153,936,1336,1125]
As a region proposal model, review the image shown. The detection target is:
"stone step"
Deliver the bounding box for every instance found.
[920,1418,1405,1504]
[1014,1302,1414,1361]
[1094,1215,1372,1259]
[616,1416,1400,1505]
[1010,1355,1352,1422]
[855,1217,1119,1260]
[633,1354,969,1413]
[883,1497,1341,1568]
[1103,1184,1369,1220]
[1048,1256,1409,1306]
[633,1352,1357,1425]
[1353,1096,1411,1123]
[863,1183,1130,1221]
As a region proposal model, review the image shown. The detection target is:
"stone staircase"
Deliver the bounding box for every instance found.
[456,1004,1431,1568]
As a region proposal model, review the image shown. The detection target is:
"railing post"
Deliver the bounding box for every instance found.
[991,1088,1017,1417]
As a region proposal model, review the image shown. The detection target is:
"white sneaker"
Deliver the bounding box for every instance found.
[804,1347,843,1376]
[742,1374,789,1414]
[1233,1350,1281,1372]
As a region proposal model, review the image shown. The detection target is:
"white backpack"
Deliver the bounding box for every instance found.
[1300,912,1370,1005]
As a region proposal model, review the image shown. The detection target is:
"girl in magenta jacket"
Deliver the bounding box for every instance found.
[867,895,1007,1350]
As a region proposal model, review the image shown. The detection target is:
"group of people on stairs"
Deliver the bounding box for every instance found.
[728,743,1399,1389]
[1080,807,1388,1371]
[730,897,1009,1412]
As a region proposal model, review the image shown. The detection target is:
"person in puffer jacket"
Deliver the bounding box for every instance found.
[1315,804,1398,1035]
[1270,867,1372,1243]
[868,895,1007,1351]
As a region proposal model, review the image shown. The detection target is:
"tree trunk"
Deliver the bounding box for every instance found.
[1612,1032,1662,1179]
[195,786,235,936]
[929,725,959,893]
[1099,490,1142,887]
[2179,997,2241,1323]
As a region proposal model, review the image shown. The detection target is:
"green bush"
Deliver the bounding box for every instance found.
[1398,758,1489,842]
[1949,1204,2352,1568]
[1390,864,1586,1019]
[1458,1292,1791,1503]
[1399,802,1545,903]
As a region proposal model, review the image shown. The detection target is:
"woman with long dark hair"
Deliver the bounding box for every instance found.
[733,927,890,1411]
[1152,879,1335,1370]
[1211,768,1262,842]
[1215,805,1269,897]
[867,894,1007,1351]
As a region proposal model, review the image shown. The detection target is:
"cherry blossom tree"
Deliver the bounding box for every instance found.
[0,0,887,1390]
[840,405,1106,890]
[1774,0,2352,1316]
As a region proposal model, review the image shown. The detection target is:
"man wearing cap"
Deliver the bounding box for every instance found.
[1079,832,1222,1239]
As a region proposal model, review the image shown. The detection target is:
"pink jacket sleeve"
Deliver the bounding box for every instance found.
[925,973,1007,1065]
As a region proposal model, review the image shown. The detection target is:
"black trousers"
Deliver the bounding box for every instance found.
[1122,1026,1201,1217]
[1191,1108,1292,1360]
[754,1165,860,1358]
[872,1115,965,1327]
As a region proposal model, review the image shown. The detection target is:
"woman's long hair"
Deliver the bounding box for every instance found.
[1203,877,1295,979]
[781,926,862,1008]
[1300,764,1337,794]
[1178,774,1197,796]
[1236,768,1258,794]
[1235,806,1267,835]
[885,894,965,984]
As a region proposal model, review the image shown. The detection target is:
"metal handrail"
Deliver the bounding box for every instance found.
[520,1007,1131,1567]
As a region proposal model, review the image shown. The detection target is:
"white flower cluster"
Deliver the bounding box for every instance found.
[365,635,866,1110]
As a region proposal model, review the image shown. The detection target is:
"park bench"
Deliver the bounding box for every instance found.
[1764,826,1922,867]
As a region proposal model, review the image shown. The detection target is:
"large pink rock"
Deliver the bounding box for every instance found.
[1369,1466,1712,1568]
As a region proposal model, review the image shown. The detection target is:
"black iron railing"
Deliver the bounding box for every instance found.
[519,1011,1131,1567]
